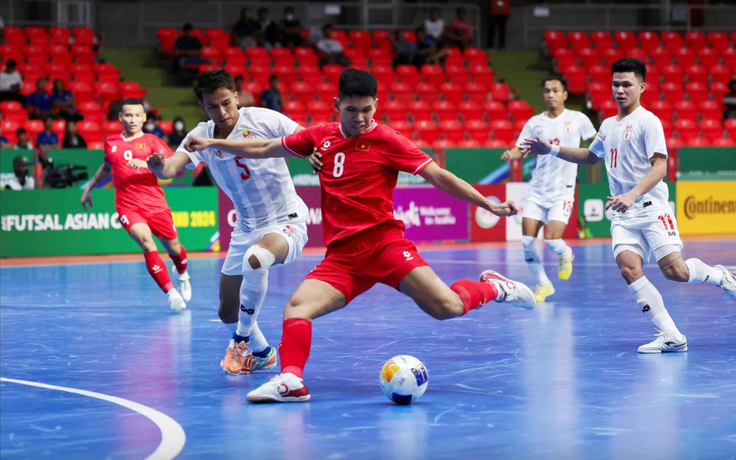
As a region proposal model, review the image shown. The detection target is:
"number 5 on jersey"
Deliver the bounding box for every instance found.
[333,152,345,178]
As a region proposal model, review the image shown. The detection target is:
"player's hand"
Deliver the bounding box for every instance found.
[127,158,148,169]
[606,192,636,213]
[308,151,322,174]
[185,135,210,152]
[146,152,166,177]
[519,138,552,158]
[80,189,93,211]
[489,200,518,217]
[500,149,518,163]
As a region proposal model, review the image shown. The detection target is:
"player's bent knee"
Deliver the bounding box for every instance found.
[662,264,689,282]
[243,245,276,272]
[427,296,463,320]
[218,302,238,323]
[620,265,643,283]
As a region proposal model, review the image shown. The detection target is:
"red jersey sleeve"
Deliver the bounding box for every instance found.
[281,125,318,159]
[103,138,114,165]
[151,135,174,159]
[382,130,434,175]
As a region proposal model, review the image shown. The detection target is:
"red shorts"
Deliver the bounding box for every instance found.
[117,208,178,241]
[305,224,428,305]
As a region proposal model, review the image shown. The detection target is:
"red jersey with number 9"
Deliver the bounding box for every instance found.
[103,133,173,213]
[281,121,434,246]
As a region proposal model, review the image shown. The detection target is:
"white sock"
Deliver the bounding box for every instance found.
[522,235,549,285]
[224,322,237,334]
[628,276,682,338]
[236,266,269,339]
[685,258,723,285]
[248,321,269,354]
[545,239,571,258]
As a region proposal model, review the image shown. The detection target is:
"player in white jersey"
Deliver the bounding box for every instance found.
[501,76,596,301]
[522,58,736,353]
[144,69,309,373]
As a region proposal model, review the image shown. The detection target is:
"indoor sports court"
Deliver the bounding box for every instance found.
[2,239,735,459]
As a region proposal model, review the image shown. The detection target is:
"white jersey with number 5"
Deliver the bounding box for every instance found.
[515,109,596,208]
[589,106,669,220]
[179,107,308,232]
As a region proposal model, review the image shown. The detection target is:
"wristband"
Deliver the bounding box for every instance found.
[550,145,560,156]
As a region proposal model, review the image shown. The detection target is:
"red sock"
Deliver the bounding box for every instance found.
[170,246,188,275]
[451,279,499,315]
[279,318,312,378]
[144,251,174,293]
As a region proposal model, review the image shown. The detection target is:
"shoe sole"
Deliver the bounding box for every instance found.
[714,265,736,302]
[559,255,574,281]
[220,360,243,376]
[535,285,555,302]
[247,394,311,403]
[638,346,688,354]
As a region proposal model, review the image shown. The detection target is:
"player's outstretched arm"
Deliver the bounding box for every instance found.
[520,138,600,165]
[419,162,518,217]
[81,162,112,211]
[186,135,290,159]
[146,151,191,180]
[607,154,667,213]
[500,146,523,163]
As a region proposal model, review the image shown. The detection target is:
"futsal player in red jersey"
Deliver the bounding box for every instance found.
[183,70,536,402]
[82,98,192,312]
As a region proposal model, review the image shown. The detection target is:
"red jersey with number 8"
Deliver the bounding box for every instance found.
[281,121,434,246]
[103,133,173,213]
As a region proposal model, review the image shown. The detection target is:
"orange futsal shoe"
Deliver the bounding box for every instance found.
[220,340,254,375]
[251,346,278,372]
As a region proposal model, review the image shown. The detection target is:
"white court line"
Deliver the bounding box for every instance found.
[0,377,186,460]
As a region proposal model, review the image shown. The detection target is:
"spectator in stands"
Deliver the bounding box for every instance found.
[260,75,284,112]
[280,6,304,49]
[256,8,280,49]
[232,7,260,49]
[424,8,445,42]
[107,99,123,121]
[317,24,350,68]
[62,120,87,149]
[5,156,35,191]
[14,128,33,150]
[36,116,61,156]
[234,75,256,108]
[488,0,510,49]
[144,111,166,138]
[391,31,415,67]
[26,77,54,120]
[174,23,211,82]
[413,27,448,67]
[0,60,24,103]
[446,7,474,50]
[0,135,11,149]
[724,79,736,120]
[167,117,187,148]
[51,78,83,122]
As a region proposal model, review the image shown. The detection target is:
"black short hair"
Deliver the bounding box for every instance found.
[120,98,144,111]
[183,23,193,32]
[322,24,333,34]
[43,115,54,123]
[16,128,26,136]
[268,74,279,83]
[338,69,377,99]
[6,59,16,67]
[193,69,235,101]
[544,75,568,91]
[611,58,646,81]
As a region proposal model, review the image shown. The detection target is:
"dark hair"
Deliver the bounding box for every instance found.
[338,69,377,99]
[268,74,279,83]
[456,7,466,15]
[415,26,425,34]
[193,69,235,101]
[544,75,568,91]
[6,59,16,67]
[43,115,54,123]
[16,128,26,136]
[322,24,333,34]
[611,58,646,81]
[183,23,193,32]
[120,98,144,111]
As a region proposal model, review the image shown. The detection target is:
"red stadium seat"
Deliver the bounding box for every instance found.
[591,31,613,51]
[685,137,710,147]
[661,31,684,53]
[553,48,577,70]
[707,32,731,53]
[343,48,366,68]
[661,65,685,85]
[457,139,482,148]
[290,82,314,105]
[25,27,48,42]
[444,48,464,67]
[507,100,534,123]
[372,64,395,86]
[698,100,722,120]
[71,45,95,65]
[315,82,337,102]
[309,101,333,122]
[102,120,123,137]
[407,100,432,123]
[415,83,439,102]
[0,101,23,114]
[298,66,322,86]
[685,65,708,86]
[118,81,146,99]
[674,100,698,121]
[710,65,734,85]
[637,31,660,53]
[699,119,723,141]
[543,31,567,56]
[562,66,587,95]
[439,82,464,105]
[599,100,618,119]
[445,64,469,84]
[68,81,95,103]
[390,119,413,136]
[274,65,298,86]
[661,82,685,103]
[382,100,408,123]
[578,48,601,68]
[465,119,490,142]
[613,31,637,51]
[420,64,445,87]
[648,100,674,122]
[666,137,684,150]
[673,47,696,68]
[414,119,440,142]
[439,119,464,142]
[483,101,507,122]
[723,48,736,70]
[96,82,120,104]
[157,28,179,56]
[490,119,514,143]
[683,31,707,52]
[204,28,229,48]
[674,118,698,140]
[396,65,420,86]
[348,30,371,50]
[483,139,510,149]
[284,101,307,120]
[457,101,483,122]
[469,65,494,86]
[567,31,590,52]
[649,47,672,69]
[710,81,729,104]
[49,27,71,45]
[3,26,25,46]
[697,48,720,69]
[463,48,488,66]
[433,101,457,121]
[712,137,735,147]
[685,82,708,103]
[602,48,624,66]
[464,82,488,103]
[660,119,673,138]
[588,65,609,85]
[587,82,611,111]
[641,82,660,106]
[624,48,648,64]
[726,119,736,138]
[77,121,102,142]
[322,65,343,85]
[390,82,415,103]
[330,30,349,50]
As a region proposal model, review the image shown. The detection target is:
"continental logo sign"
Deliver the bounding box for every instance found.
[677,181,736,235]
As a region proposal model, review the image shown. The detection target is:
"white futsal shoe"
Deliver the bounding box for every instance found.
[638,331,687,354]
[167,289,187,312]
[246,373,311,403]
[714,265,736,302]
[480,270,537,310]
[171,264,192,302]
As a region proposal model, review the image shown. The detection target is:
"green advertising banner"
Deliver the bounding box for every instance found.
[678,148,736,181]
[577,182,677,238]
[0,186,218,258]
[445,148,505,184]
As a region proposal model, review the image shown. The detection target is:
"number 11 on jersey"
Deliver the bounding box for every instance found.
[610,148,618,168]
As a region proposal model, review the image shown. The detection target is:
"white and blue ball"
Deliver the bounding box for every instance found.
[379,355,429,405]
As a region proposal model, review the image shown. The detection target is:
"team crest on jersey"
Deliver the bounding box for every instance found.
[136,143,146,149]
[565,120,572,133]
[321,140,331,151]
[216,150,222,157]
[623,124,633,141]
[356,141,370,151]
[242,129,253,138]
[111,145,118,152]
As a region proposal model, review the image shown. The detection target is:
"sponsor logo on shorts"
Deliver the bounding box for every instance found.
[642,304,651,313]
[240,304,255,314]
[282,225,296,237]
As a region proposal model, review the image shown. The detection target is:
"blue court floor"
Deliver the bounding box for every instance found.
[2,239,736,460]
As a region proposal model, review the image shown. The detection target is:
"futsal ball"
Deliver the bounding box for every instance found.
[379,355,429,405]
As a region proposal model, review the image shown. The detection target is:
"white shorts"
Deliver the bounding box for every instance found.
[523,197,575,225]
[221,221,309,276]
[611,211,683,263]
